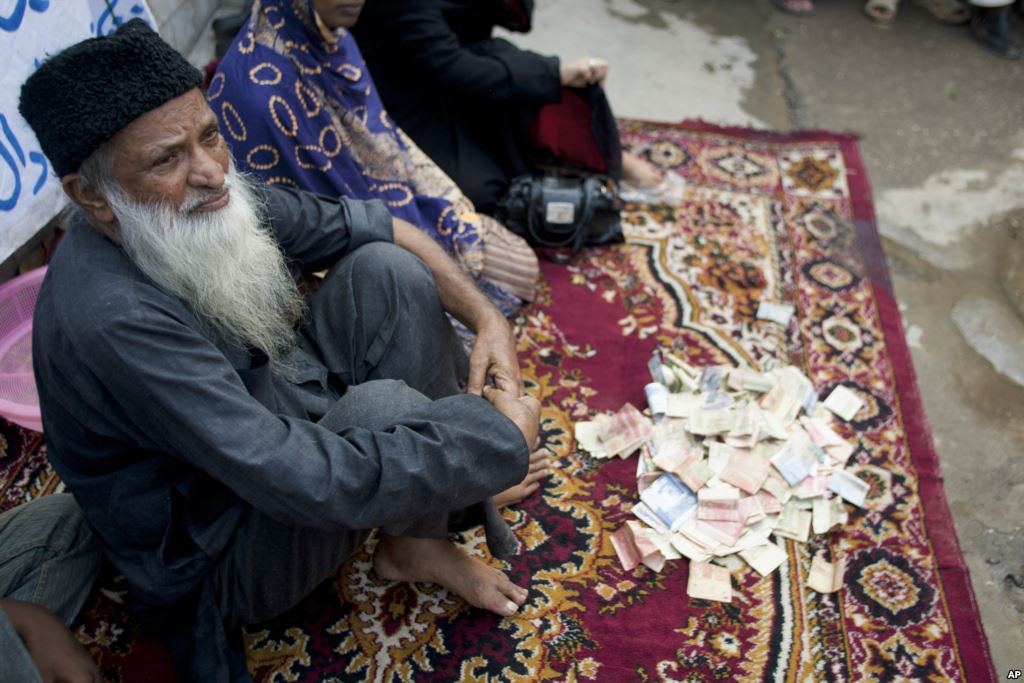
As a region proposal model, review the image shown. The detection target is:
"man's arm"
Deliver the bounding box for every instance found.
[72,303,530,533]
[392,218,522,395]
[259,185,395,273]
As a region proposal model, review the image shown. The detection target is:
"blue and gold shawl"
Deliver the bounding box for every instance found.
[210,0,492,283]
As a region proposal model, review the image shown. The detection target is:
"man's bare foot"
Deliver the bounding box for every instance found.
[494,446,550,507]
[373,535,529,616]
[621,151,664,188]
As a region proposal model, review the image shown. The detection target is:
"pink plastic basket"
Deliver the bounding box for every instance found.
[0,266,46,432]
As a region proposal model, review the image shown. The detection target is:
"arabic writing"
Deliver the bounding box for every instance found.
[0,0,50,33]
[0,114,48,212]
[92,0,145,37]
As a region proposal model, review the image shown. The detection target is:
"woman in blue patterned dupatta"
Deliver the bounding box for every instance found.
[209,0,538,316]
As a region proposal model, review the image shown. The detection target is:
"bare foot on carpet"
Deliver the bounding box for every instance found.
[621,151,664,188]
[373,535,529,616]
[494,445,551,507]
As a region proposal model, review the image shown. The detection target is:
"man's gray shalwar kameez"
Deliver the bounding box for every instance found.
[32,186,529,681]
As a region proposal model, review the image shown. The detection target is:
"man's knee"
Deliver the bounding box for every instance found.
[344,242,437,306]
[0,494,94,557]
[318,379,431,433]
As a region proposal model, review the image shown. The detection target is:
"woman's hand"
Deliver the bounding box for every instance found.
[559,56,608,87]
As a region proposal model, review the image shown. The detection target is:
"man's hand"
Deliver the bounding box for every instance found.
[560,56,609,87]
[483,385,540,447]
[467,314,522,396]
[1,599,100,683]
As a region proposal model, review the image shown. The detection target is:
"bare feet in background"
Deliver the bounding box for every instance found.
[373,535,529,616]
[621,151,664,188]
[620,151,686,204]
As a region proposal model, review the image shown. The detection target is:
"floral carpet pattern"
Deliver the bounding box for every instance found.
[0,121,995,682]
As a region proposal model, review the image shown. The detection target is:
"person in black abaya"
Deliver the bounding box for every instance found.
[352,0,666,215]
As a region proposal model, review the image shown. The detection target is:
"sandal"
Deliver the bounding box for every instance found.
[772,0,814,16]
[914,0,971,24]
[864,0,899,25]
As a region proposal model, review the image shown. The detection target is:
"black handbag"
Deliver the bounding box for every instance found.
[494,174,623,260]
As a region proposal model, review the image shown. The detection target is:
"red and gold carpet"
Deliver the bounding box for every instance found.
[0,120,995,681]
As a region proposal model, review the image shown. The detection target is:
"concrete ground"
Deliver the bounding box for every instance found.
[187,0,1023,673]
[505,0,1024,674]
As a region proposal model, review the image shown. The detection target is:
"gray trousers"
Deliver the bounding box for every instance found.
[209,242,508,631]
[0,494,102,683]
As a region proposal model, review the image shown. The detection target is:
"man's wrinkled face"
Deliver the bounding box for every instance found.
[108,88,230,214]
[92,87,306,365]
[313,0,366,29]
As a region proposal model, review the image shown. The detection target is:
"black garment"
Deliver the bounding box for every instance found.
[353,0,563,213]
[34,186,528,681]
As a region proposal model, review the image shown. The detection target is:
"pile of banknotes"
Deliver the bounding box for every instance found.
[574,349,867,603]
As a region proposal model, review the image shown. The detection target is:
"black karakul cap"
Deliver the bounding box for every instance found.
[18,19,204,178]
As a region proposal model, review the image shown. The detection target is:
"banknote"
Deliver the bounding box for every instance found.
[740,541,788,577]
[799,416,846,448]
[773,501,812,543]
[756,301,795,327]
[828,469,869,507]
[670,531,713,562]
[793,472,830,499]
[737,494,767,524]
[610,525,642,571]
[760,472,793,505]
[697,484,741,522]
[688,407,734,436]
[676,517,723,551]
[612,521,667,572]
[645,527,682,562]
[628,521,668,572]
[699,517,745,547]
[759,383,802,425]
[664,393,702,419]
[776,366,818,416]
[756,406,791,440]
[707,441,739,476]
[812,495,847,534]
[686,561,733,602]
[756,489,784,514]
[807,555,846,593]
[712,554,746,572]
[823,385,864,422]
[680,459,714,492]
[632,501,670,535]
[728,367,776,393]
[770,440,816,486]
[647,350,665,385]
[644,382,669,420]
[698,365,729,394]
[719,450,772,494]
[639,473,698,531]
[574,418,611,459]
[652,441,703,478]
[598,403,653,458]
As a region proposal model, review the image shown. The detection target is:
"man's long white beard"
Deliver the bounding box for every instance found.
[109,167,305,365]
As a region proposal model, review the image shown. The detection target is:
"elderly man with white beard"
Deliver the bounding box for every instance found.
[19,19,543,682]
